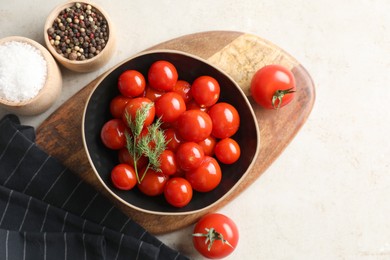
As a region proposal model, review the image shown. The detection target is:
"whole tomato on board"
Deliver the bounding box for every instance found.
[250,64,296,109]
[193,213,239,259]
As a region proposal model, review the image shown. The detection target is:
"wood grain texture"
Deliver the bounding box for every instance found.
[36,31,315,234]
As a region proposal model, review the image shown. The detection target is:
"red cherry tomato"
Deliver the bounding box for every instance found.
[118,148,148,171]
[122,97,155,128]
[148,60,178,91]
[164,128,182,152]
[110,95,132,118]
[176,142,205,171]
[191,76,220,107]
[198,135,217,157]
[208,102,240,139]
[155,92,186,123]
[193,213,239,259]
[250,64,296,109]
[159,149,177,176]
[185,99,208,112]
[177,110,212,142]
[144,84,165,102]
[185,156,221,192]
[214,138,241,164]
[173,80,192,103]
[137,168,168,196]
[118,70,146,98]
[164,177,193,208]
[110,164,137,190]
[100,119,127,150]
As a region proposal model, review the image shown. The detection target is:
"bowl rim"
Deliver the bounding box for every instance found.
[81,49,260,215]
[0,36,58,107]
[43,0,114,65]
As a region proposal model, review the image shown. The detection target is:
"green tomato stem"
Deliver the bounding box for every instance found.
[193,228,233,251]
[272,87,295,109]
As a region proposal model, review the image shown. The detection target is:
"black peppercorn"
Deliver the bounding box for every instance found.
[47,2,109,61]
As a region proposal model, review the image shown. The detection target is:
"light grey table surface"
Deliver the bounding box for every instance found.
[1,1,390,259]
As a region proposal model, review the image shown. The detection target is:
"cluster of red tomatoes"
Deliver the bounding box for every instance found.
[100,60,241,208]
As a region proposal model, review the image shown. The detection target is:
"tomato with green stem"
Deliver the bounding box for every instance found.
[250,64,296,109]
[193,213,239,259]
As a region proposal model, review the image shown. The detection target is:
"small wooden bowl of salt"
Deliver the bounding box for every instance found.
[0,36,62,116]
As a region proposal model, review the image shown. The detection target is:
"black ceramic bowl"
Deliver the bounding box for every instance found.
[82,50,260,215]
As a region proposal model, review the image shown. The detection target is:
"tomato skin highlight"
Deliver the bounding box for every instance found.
[118,70,146,98]
[148,60,178,91]
[164,177,193,208]
[100,119,127,150]
[250,64,296,109]
[214,138,241,164]
[177,110,213,142]
[191,76,220,107]
[185,156,221,192]
[208,102,240,139]
[110,164,137,190]
[193,213,239,259]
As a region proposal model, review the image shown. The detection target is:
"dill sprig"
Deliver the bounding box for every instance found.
[124,102,166,183]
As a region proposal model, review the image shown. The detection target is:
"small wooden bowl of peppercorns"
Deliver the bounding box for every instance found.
[44,1,115,73]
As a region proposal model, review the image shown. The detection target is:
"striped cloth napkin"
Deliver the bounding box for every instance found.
[0,114,188,260]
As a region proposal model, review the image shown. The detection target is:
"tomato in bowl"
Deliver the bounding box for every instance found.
[82,50,260,215]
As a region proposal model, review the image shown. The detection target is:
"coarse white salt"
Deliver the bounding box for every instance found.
[0,41,47,102]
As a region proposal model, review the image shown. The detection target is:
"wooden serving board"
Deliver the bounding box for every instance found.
[36,31,315,234]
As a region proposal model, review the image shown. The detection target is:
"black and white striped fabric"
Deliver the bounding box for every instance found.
[0,115,188,260]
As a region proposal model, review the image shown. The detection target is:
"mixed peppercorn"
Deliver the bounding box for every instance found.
[47,2,109,61]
